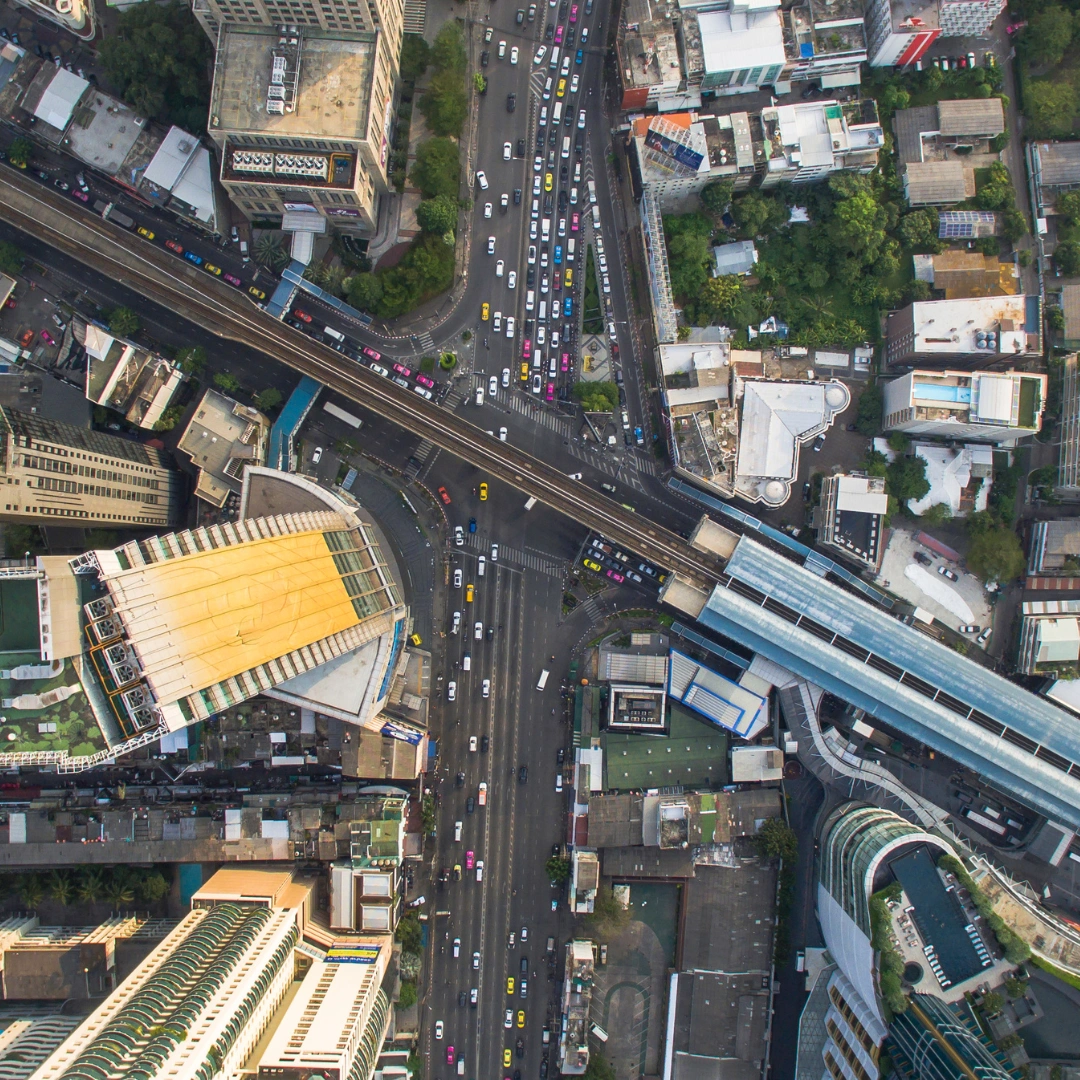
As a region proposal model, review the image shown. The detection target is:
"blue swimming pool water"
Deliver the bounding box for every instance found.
[914,383,973,403]
[890,847,984,986]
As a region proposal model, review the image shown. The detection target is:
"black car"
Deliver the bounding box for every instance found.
[549,129,557,148]
[558,191,568,211]
[481,734,489,751]
[520,956,529,974]
[540,1059,548,1079]
[514,188,522,204]
[507,93,517,112]
[914,551,933,567]
[459,991,467,1007]
[545,21,554,39]
[536,131,545,151]
[486,625,494,641]
[481,49,489,65]
[544,194,553,214]
[560,164,568,182]
[466,796,475,813]
[516,1038,525,1059]
[566,25,575,43]
[456,771,466,787]
[517,137,526,156]
[558,1,568,18]
[519,765,528,783]
[557,747,565,764]
[551,843,560,858]
[802,481,811,501]
[527,267,536,286]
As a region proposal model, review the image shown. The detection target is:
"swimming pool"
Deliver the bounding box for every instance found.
[914,383,972,404]
[890,847,984,986]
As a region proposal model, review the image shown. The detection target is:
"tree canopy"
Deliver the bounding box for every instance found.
[888,454,930,503]
[1020,4,1074,69]
[731,191,787,237]
[399,34,431,83]
[0,241,23,277]
[1024,80,1079,138]
[700,275,742,321]
[663,213,713,301]
[108,307,140,338]
[967,527,1026,583]
[98,1,211,132]
[700,179,733,215]
[416,193,459,235]
[573,381,618,413]
[418,24,468,137]
[1056,240,1080,276]
[411,138,461,200]
[976,162,1017,211]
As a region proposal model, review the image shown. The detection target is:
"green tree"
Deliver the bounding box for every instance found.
[347,272,384,312]
[0,241,24,276]
[732,192,785,237]
[700,275,742,320]
[397,981,418,1008]
[46,871,72,906]
[968,527,1026,582]
[152,405,185,432]
[108,307,140,338]
[966,509,995,537]
[399,950,422,980]
[254,234,288,271]
[1058,190,1080,226]
[213,372,241,394]
[18,874,43,910]
[176,345,207,375]
[922,502,952,526]
[399,34,431,82]
[1020,4,1074,68]
[1005,976,1029,998]
[546,856,571,884]
[832,187,887,262]
[255,387,283,412]
[104,870,135,906]
[416,193,459,235]
[1056,241,1080,276]
[981,991,1005,1015]
[663,214,714,302]
[439,352,458,370]
[1025,81,1079,138]
[7,137,32,168]
[430,22,466,73]
[976,162,1016,212]
[97,1,212,132]
[2,524,43,559]
[584,886,630,938]
[419,67,468,137]
[755,818,797,862]
[395,912,422,952]
[1002,208,1028,243]
[583,1054,617,1080]
[473,71,486,94]
[898,209,941,252]
[888,455,930,503]
[887,431,911,452]
[700,179,734,216]
[855,384,883,436]
[136,870,169,904]
[77,869,105,904]
[573,381,618,412]
[410,138,461,200]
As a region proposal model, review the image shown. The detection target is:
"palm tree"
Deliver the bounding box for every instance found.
[104,868,135,908]
[46,871,72,906]
[18,874,43,911]
[77,868,105,904]
[254,233,285,270]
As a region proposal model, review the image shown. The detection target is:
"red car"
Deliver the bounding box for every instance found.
[362,345,381,362]
[438,486,451,505]
[607,568,624,583]
[554,24,564,43]
[446,1047,455,1066]
[70,189,90,203]
[466,850,475,869]
[545,381,555,402]
[561,352,569,372]
[393,362,412,377]
[571,212,580,232]
[223,273,242,287]
[293,309,313,323]
[165,239,183,254]
[417,373,435,389]
[40,330,55,345]
[569,3,578,20]
[523,338,531,359]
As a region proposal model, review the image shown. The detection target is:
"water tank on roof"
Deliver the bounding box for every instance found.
[763,480,786,503]
[824,384,847,408]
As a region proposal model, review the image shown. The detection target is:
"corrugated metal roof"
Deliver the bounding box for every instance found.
[698,537,1080,828]
[668,649,768,738]
[903,161,968,206]
[936,98,1005,136]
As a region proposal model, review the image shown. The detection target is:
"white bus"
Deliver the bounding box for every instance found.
[536,669,550,690]
[323,401,363,428]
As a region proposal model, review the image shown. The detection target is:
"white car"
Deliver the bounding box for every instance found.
[455,525,464,546]
[476,860,484,881]
[510,46,519,64]
[505,1009,514,1029]
[499,426,507,440]
[486,375,496,397]
[477,170,489,190]
[475,621,483,640]
[482,678,491,698]
[503,141,512,160]
[521,926,528,942]
[435,1021,444,1040]
[469,735,478,751]
[540,249,549,267]
[493,311,502,333]
[475,385,484,405]
[451,611,461,633]
[532,374,542,394]
[570,74,580,93]
[473,952,481,970]
[454,569,463,589]
[558,217,566,237]
[506,316,516,338]
[541,274,549,294]
[543,76,553,100]
[491,543,499,561]
[498,39,507,57]
[578,109,586,129]
[453,937,461,957]
[484,202,492,218]
[496,259,505,277]
[528,245,537,265]
[447,681,457,701]
[533,155,543,173]
[508,270,517,289]
[561,54,570,75]
[488,236,496,255]
[533,45,548,64]
[530,220,538,239]
[312,446,323,464]
[478,555,487,575]
[502,367,511,387]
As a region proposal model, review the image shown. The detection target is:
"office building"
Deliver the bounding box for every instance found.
[882,369,1046,443]
[0,406,184,528]
[797,962,886,1080]
[176,389,271,509]
[888,995,1017,1080]
[865,0,1004,67]
[78,322,187,432]
[884,296,1042,368]
[207,23,397,234]
[81,468,408,740]
[4,0,94,42]
[814,474,888,569]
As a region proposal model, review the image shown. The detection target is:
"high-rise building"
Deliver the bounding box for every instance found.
[0,406,184,528]
[206,24,397,234]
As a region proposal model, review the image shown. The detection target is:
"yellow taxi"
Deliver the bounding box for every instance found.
[517,1011,525,1028]
[521,363,529,381]
[481,302,490,321]
[507,977,515,994]
[556,77,566,97]
[583,558,602,572]
[479,482,488,501]
[137,226,155,240]
[504,1049,512,1068]
[466,584,475,603]
[248,286,267,301]
[204,263,222,276]
[545,172,553,192]
[564,268,573,288]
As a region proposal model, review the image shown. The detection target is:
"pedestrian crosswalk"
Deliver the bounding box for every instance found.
[464,534,564,577]
[564,440,651,492]
[506,392,574,435]
[415,330,435,351]
[405,439,437,479]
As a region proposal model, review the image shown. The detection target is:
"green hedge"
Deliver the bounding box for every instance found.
[937,854,1030,964]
